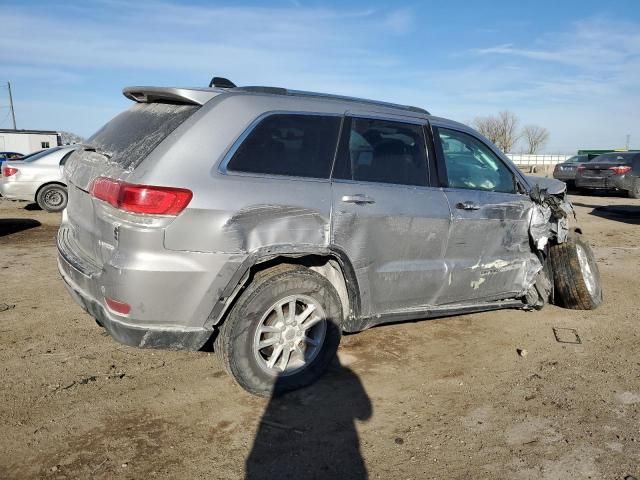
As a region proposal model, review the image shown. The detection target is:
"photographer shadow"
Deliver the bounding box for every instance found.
[246,357,372,480]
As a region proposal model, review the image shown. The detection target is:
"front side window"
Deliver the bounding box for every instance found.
[227,114,341,179]
[333,117,428,186]
[436,127,515,193]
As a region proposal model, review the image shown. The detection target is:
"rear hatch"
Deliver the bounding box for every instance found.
[62,92,207,268]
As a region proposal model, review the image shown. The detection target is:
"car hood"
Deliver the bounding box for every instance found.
[526,176,567,195]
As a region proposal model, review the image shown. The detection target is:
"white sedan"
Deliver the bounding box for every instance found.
[0,145,80,212]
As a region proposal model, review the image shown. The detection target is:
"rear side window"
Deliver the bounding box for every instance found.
[88,102,199,170]
[227,114,341,179]
[333,117,429,186]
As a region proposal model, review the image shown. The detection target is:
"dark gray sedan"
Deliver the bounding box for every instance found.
[552,154,596,187]
[613,154,640,198]
[575,152,640,192]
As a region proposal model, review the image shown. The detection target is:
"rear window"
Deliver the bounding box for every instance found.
[227,114,341,179]
[24,147,63,162]
[565,155,589,163]
[87,102,199,170]
[592,153,635,164]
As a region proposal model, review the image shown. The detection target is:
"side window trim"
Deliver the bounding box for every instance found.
[331,114,431,188]
[432,125,519,194]
[218,110,343,180]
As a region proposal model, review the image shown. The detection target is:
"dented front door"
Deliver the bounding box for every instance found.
[439,189,534,303]
[431,124,536,303]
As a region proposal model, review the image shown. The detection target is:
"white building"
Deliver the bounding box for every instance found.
[0,129,61,155]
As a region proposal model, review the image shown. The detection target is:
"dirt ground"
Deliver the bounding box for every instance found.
[1,192,639,480]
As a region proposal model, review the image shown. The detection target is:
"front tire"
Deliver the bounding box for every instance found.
[549,233,602,310]
[214,265,343,397]
[36,184,68,212]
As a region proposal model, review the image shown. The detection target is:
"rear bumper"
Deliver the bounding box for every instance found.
[56,221,247,350]
[0,180,38,201]
[612,174,633,191]
[58,255,213,350]
[552,172,576,181]
[575,176,620,189]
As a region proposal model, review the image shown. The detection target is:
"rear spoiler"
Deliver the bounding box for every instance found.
[123,86,222,106]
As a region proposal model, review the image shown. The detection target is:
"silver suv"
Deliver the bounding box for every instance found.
[57,81,602,396]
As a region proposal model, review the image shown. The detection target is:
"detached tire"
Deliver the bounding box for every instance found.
[214,265,342,397]
[36,184,68,212]
[549,233,602,310]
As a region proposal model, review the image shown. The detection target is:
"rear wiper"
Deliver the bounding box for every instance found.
[83,146,112,160]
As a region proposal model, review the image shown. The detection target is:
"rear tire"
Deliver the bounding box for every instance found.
[549,233,602,310]
[627,178,640,199]
[36,184,68,212]
[214,265,343,397]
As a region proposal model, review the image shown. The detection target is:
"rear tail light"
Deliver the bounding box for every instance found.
[577,165,585,171]
[89,177,192,215]
[105,297,131,315]
[609,165,632,175]
[2,165,18,177]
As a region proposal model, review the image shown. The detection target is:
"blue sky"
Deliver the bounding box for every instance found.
[1,0,639,153]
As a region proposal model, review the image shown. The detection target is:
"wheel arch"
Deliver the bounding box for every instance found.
[34,181,67,203]
[205,246,361,331]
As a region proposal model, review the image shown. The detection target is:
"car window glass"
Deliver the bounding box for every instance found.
[333,117,428,186]
[24,146,63,163]
[592,153,633,164]
[60,150,75,166]
[227,114,341,179]
[437,128,515,193]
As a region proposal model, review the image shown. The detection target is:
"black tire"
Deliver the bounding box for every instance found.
[36,184,68,212]
[549,233,602,310]
[627,178,640,199]
[214,264,343,397]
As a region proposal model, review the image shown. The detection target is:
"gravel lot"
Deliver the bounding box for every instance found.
[1,193,639,480]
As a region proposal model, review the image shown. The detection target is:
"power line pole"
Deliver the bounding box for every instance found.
[7,81,17,130]
[625,134,630,150]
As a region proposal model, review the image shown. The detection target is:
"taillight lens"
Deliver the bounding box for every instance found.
[90,177,192,215]
[609,165,632,175]
[2,165,18,177]
[577,165,585,171]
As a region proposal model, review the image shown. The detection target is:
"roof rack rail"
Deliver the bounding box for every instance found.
[237,86,430,115]
[206,78,429,115]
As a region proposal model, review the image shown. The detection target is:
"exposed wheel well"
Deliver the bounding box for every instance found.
[34,181,67,202]
[209,253,359,338]
[248,255,352,321]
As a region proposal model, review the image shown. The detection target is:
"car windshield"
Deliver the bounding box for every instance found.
[23,147,63,163]
[564,155,589,163]
[592,153,634,164]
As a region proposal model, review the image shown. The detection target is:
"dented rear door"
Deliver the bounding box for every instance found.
[330,115,451,317]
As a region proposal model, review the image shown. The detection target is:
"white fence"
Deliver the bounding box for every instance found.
[506,153,572,166]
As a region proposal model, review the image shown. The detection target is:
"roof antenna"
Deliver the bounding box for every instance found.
[209,77,236,88]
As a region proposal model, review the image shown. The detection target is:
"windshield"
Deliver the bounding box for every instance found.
[592,153,634,164]
[23,147,63,163]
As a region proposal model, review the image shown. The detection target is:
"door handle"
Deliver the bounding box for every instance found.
[341,194,376,205]
[456,201,481,210]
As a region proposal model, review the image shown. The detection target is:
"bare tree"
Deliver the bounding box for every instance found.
[473,116,501,145]
[59,131,85,145]
[522,125,549,154]
[473,111,520,153]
